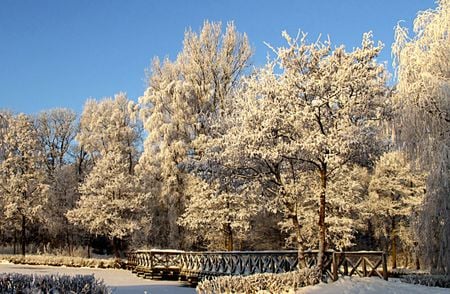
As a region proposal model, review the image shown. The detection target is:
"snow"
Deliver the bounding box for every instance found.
[2,263,450,293]
[0,263,195,294]
[296,277,450,294]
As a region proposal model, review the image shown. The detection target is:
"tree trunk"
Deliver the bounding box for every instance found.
[292,215,307,268]
[112,237,121,258]
[224,223,233,251]
[87,236,91,259]
[13,227,17,255]
[21,215,26,256]
[317,168,327,272]
[415,250,420,270]
[391,218,397,269]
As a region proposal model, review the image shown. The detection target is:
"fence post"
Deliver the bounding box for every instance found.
[362,257,367,277]
[382,253,388,280]
[332,252,338,281]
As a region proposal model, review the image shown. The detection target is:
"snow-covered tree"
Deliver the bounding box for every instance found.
[0,114,49,255]
[34,108,79,252]
[35,108,77,171]
[178,175,261,251]
[275,31,387,270]
[392,0,450,274]
[67,93,147,255]
[137,21,252,248]
[213,31,388,269]
[368,151,426,269]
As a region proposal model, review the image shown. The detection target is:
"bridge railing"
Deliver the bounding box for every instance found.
[127,249,387,283]
[127,249,184,278]
[179,250,314,283]
[331,251,388,281]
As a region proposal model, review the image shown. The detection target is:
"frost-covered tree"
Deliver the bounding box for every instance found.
[368,151,426,269]
[178,175,261,251]
[137,21,252,248]
[35,108,77,171]
[214,31,387,269]
[392,0,450,274]
[67,93,147,255]
[34,108,79,252]
[274,31,387,270]
[0,114,49,255]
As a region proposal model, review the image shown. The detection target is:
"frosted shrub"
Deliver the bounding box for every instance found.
[0,254,118,268]
[0,273,110,293]
[401,275,450,288]
[196,268,320,294]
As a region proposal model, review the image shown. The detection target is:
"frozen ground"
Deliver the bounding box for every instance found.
[297,276,450,293]
[0,262,195,294]
[2,262,449,294]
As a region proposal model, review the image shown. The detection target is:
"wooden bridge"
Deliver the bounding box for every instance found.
[127,249,388,283]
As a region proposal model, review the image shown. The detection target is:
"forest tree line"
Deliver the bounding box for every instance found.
[0,1,449,274]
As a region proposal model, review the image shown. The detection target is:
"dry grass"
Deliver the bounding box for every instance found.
[0,254,121,269]
[196,268,321,294]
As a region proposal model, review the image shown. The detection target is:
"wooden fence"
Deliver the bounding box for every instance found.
[127,249,388,283]
[128,249,184,279]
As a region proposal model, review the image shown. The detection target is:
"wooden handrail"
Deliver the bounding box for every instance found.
[127,249,388,283]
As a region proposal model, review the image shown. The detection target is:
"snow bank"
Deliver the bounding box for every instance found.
[296,277,450,293]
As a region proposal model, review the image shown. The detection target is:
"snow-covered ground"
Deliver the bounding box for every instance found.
[297,277,450,293]
[0,263,195,294]
[2,263,450,294]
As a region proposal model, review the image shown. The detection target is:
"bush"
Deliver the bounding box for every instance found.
[0,273,110,293]
[401,274,450,288]
[196,268,320,294]
[389,268,429,277]
[0,254,118,269]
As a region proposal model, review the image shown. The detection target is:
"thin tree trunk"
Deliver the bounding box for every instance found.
[87,236,91,259]
[317,168,327,272]
[292,215,307,268]
[21,215,26,256]
[391,218,397,269]
[415,250,420,270]
[112,237,120,258]
[224,223,233,251]
[13,228,17,255]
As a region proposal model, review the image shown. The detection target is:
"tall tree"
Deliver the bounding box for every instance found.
[34,108,79,252]
[0,114,49,255]
[178,175,260,251]
[137,21,252,248]
[35,108,77,171]
[392,0,450,274]
[368,151,426,269]
[214,31,388,270]
[275,31,387,270]
[67,93,146,256]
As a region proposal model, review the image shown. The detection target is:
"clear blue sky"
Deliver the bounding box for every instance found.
[0,0,436,115]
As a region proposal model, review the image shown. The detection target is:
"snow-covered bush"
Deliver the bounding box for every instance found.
[0,254,118,268]
[0,273,110,293]
[401,274,450,288]
[390,268,429,277]
[196,268,320,294]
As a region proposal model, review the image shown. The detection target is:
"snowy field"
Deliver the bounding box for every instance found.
[1,262,450,294]
[0,262,195,294]
[297,277,450,294]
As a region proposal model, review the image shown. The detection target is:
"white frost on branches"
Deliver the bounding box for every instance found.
[393,0,450,274]
[67,94,147,249]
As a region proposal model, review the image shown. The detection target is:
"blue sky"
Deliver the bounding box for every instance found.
[0,0,436,115]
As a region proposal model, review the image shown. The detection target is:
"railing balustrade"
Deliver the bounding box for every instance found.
[127,249,388,283]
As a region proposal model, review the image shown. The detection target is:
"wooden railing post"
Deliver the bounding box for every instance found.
[382,252,388,280]
[362,257,367,277]
[332,252,338,281]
